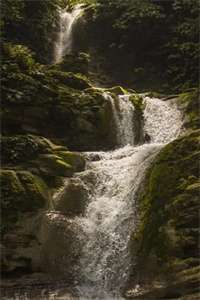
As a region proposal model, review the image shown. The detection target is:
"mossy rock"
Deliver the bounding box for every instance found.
[106,86,128,95]
[177,89,199,130]
[130,93,146,110]
[1,170,49,226]
[84,87,104,94]
[17,171,49,203]
[1,135,69,165]
[137,130,200,263]
[58,51,90,76]
[28,135,68,153]
[45,70,92,90]
[36,154,73,178]
[128,130,200,299]
[54,151,85,172]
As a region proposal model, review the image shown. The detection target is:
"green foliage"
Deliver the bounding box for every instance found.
[1,135,39,164]
[1,41,92,107]
[1,0,25,25]
[1,42,43,105]
[177,88,200,130]
[164,0,199,92]
[84,0,199,92]
[2,42,37,72]
[112,1,165,30]
[58,51,90,76]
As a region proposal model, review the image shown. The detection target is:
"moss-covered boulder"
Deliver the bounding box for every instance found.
[1,135,85,173]
[177,88,199,130]
[126,130,200,299]
[1,170,49,226]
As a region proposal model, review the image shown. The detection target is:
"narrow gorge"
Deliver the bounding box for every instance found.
[1,1,199,300]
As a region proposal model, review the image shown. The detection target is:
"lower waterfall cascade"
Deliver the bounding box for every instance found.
[1,92,188,300]
[53,93,186,299]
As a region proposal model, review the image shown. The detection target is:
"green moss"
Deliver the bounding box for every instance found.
[177,89,199,130]
[106,86,128,95]
[84,87,104,94]
[145,91,164,98]
[137,130,200,264]
[28,135,68,153]
[130,94,146,110]
[58,51,90,76]
[127,88,137,93]
[17,171,49,202]
[1,170,48,226]
[45,70,92,90]
[37,154,73,177]
[54,151,85,172]
[0,170,26,210]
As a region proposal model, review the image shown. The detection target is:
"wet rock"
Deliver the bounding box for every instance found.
[37,212,82,281]
[53,178,89,216]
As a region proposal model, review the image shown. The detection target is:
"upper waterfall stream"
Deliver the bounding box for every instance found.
[54,4,84,62]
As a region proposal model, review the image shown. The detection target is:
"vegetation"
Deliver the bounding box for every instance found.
[77,0,199,92]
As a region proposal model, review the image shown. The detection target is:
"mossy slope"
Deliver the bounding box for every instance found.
[127,130,200,299]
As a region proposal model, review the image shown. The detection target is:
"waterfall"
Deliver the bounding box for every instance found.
[74,94,186,299]
[54,4,84,62]
[106,93,135,146]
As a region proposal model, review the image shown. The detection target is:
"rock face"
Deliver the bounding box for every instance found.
[1,135,86,280]
[53,178,89,216]
[126,130,200,299]
[1,87,117,151]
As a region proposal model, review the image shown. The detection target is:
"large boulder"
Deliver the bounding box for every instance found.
[126,130,200,299]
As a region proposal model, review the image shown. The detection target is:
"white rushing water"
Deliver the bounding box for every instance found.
[75,94,186,299]
[54,4,84,62]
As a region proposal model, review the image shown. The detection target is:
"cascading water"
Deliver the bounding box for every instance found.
[54,4,84,62]
[74,94,186,299]
[1,94,186,300]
